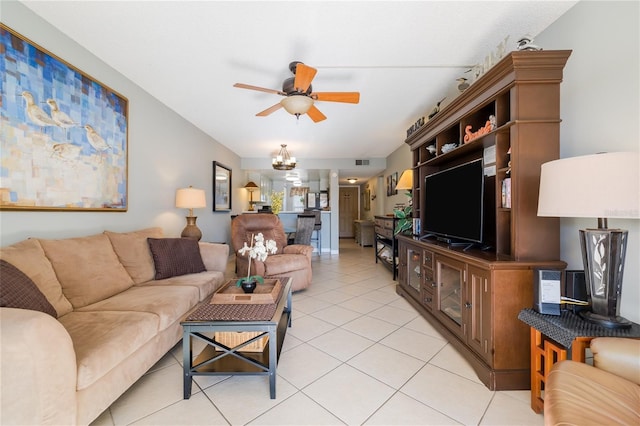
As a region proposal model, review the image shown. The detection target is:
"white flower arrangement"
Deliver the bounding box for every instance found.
[236,232,277,286]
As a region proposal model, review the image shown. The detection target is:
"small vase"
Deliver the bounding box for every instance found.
[241,280,257,294]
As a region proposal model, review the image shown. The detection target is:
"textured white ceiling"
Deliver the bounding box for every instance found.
[20,0,578,182]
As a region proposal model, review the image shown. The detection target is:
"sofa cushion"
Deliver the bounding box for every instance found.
[76,285,199,331]
[58,311,160,391]
[105,228,163,284]
[0,239,73,316]
[39,234,134,309]
[139,270,225,302]
[0,259,57,317]
[147,238,206,280]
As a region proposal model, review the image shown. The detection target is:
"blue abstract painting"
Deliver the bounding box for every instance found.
[0,24,128,211]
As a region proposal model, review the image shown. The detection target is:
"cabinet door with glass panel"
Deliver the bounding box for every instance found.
[403,246,423,298]
[435,254,466,339]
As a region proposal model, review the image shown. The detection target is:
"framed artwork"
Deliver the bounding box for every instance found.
[307,192,317,209]
[363,189,371,210]
[0,24,128,211]
[386,172,398,196]
[319,191,329,209]
[212,161,231,211]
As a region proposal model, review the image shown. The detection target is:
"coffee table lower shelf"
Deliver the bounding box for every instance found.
[181,278,292,399]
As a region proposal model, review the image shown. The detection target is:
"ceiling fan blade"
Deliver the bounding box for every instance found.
[313,92,360,104]
[256,103,283,117]
[306,105,326,123]
[234,83,285,96]
[293,63,317,93]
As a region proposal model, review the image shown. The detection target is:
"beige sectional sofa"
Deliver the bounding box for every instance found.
[0,228,229,425]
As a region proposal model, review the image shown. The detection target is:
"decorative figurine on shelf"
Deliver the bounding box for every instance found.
[426,144,437,155]
[441,143,458,154]
[236,232,277,293]
[428,97,446,120]
[457,77,469,93]
[489,114,497,131]
[517,35,542,51]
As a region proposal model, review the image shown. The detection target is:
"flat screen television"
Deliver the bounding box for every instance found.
[423,158,485,244]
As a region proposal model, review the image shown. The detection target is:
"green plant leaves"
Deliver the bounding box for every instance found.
[394,205,413,235]
[236,275,265,287]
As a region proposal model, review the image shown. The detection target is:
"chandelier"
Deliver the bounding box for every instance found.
[272,144,297,170]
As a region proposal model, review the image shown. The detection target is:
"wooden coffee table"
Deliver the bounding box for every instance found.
[181,277,292,399]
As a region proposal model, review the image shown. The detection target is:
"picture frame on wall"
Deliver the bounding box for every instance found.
[319,191,329,209]
[307,192,318,209]
[0,24,129,211]
[386,172,398,196]
[212,161,231,211]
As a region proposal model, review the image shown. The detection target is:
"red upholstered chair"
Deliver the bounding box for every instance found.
[231,213,313,292]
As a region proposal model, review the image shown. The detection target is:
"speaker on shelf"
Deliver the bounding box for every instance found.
[564,270,588,313]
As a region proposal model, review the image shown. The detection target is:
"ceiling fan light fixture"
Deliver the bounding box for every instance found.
[272,144,297,171]
[280,95,313,116]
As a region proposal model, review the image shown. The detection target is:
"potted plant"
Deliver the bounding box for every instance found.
[236,232,277,293]
[394,190,413,235]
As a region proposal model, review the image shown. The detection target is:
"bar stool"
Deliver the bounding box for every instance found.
[305,209,321,254]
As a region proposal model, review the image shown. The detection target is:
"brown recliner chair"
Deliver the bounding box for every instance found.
[231,213,313,292]
[544,337,640,425]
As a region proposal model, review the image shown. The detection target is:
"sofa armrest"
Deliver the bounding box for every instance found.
[591,337,640,385]
[283,244,314,258]
[0,308,77,425]
[198,242,230,273]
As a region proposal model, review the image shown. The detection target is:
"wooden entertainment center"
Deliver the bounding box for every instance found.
[396,50,571,390]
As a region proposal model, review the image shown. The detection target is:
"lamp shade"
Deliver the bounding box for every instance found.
[176,186,206,209]
[396,169,414,191]
[244,181,258,191]
[538,152,639,219]
[280,95,313,115]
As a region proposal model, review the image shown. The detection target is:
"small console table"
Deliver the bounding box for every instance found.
[518,308,640,413]
[374,216,398,279]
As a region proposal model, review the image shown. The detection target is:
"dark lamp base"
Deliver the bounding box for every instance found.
[579,310,632,329]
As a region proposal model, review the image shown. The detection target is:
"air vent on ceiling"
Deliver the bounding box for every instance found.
[355,159,370,166]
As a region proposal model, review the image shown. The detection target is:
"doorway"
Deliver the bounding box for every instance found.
[339,186,359,238]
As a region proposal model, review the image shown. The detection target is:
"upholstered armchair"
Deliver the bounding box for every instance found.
[544,337,640,425]
[231,213,313,292]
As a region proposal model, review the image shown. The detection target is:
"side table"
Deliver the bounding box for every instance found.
[518,308,640,414]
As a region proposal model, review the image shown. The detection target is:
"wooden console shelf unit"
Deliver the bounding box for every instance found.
[396,50,571,390]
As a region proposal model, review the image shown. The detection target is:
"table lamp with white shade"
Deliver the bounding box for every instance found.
[537,152,639,329]
[175,186,206,241]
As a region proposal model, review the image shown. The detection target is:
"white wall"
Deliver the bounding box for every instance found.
[0,1,242,246]
[535,1,639,322]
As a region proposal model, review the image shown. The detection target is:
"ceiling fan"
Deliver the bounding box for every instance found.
[233,61,360,122]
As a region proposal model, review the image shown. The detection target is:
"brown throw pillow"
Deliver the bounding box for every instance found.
[0,259,57,317]
[147,238,206,280]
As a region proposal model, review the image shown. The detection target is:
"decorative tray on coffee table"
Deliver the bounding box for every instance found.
[210,278,282,304]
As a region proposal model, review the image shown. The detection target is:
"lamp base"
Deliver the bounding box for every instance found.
[181,216,202,241]
[579,227,629,330]
[579,310,632,329]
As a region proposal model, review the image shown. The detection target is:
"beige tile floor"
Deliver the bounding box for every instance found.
[92,239,543,426]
